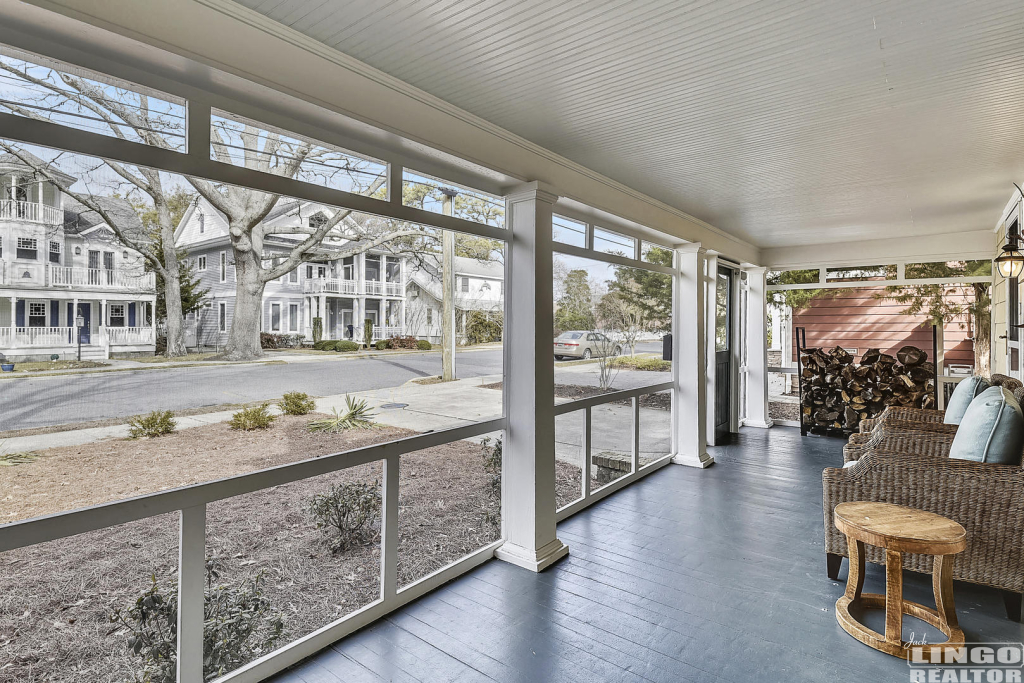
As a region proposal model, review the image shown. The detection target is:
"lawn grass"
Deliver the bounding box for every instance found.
[132,352,219,363]
[3,360,108,373]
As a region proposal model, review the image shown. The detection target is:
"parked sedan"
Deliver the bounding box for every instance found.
[553,331,622,360]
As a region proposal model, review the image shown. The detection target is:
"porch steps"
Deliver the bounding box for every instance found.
[77,346,107,361]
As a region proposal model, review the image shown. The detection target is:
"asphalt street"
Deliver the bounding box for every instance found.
[0,342,664,431]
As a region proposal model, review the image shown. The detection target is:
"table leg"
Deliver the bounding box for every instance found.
[885,549,903,646]
[933,554,960,634]
[845,537,865,601]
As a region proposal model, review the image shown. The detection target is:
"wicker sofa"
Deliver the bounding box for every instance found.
[825,425,1024,621]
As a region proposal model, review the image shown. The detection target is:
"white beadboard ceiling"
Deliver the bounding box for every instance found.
[234,0,1024,249]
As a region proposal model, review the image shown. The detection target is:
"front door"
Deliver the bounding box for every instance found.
[714,266,733,444]
[342,309,353,338]
[77,302,91,344]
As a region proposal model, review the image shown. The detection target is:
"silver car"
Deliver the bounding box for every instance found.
[553,331,622,360]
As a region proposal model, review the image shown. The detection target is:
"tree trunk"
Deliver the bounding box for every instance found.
[157,203,188,357]
[974,283,991,376]
[224,242,265,360]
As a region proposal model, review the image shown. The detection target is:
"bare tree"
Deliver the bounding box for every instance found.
[0,57,191,355]
[597,290,646,355]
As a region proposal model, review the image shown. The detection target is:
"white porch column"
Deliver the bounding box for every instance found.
[495,181,568,572]
[703,253,719,445]
[9,296,15,344]
[743,266,772,428]
[672,243,713,468]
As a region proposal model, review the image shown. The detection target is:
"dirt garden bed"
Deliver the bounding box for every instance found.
[481,382,671,410]
[0,416,526,682]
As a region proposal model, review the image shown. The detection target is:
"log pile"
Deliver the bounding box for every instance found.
[800,345,936,433]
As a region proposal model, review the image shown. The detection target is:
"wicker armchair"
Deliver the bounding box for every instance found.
[859,405,946,434]
[844,418,957,462]
[824,447,1024,621]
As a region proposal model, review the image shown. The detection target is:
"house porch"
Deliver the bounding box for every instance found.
[272,428,1023,683]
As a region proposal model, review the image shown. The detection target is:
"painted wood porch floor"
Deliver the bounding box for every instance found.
[271,427,1023,683]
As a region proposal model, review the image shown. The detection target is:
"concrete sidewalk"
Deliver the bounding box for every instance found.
[1,363,668,460]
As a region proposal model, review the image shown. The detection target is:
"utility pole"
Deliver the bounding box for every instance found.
[440,187,458,381]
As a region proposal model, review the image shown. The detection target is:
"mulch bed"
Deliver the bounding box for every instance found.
[769,401,800,421]
[0,417,503,682]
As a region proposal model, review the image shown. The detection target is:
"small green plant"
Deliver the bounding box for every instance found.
[308,481,382,552]
[307,396,375,432]
[229,403,276,431]
[0,450,41,466]
[375,339,389,350]
[334,340,359,352]
[277,392,316,416]
[416,339,432,350]
[127,410,177,439]
[111,570,283,683]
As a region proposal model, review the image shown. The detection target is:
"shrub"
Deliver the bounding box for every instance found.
[278,391,316,415]
[312,339,332,351]
[308,482,382,552]
[609,355,671,372]
[229,402,276,431]
[386,335,419,350]
[480,436,502,530]
[465,311,503,344]
[127,410,177,439]
[363,318,373,349]
[312,316,323,343]
[334,340,359,352]
[261,333,304,349]
[111,572,283,683]
[416,339,432,351]
[308,396,375,432]
[375,339,389,351]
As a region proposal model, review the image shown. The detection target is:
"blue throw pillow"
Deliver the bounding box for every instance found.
[948,387,1024,465]
[944,375,991,425]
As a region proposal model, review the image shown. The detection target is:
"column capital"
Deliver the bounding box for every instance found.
[676,242,706,255]
[505,180,559,205]
[744,265,769,275]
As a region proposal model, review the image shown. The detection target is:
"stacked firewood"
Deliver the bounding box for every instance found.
[800,345,935,432]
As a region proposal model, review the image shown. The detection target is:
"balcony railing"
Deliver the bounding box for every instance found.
[48,266,156,291]
[0,199,63,225]
[364,280,383,295]
[303,277,358,295]
[384,280,403,296]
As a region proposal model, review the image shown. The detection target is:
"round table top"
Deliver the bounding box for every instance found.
[834,501,967,555]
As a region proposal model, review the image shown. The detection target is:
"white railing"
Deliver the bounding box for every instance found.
[364,280,384,296]
[384,280,403,297]
[552,381,675,521]
[105,326,155,345]
[302,278,358,295]
[5,326,76,348]
[371,325,404,341]
[0,417,505,683]
[48,266,156,291]
[0,199,63,225]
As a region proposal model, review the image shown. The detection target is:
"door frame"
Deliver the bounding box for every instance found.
[77,302,92,344]
[712,264,735,445]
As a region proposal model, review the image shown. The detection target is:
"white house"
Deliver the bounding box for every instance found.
[175,197,406,347]
[404,254,504,343]
[0,152,157,361]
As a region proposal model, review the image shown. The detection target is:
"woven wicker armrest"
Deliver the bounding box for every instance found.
[823,450,1024,593]
[875,419,958,438]
[844,428,955,463]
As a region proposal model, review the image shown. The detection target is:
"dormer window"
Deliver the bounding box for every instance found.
[17,237,37,260]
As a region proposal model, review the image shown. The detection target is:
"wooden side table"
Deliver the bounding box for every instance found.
[833,501,967,657]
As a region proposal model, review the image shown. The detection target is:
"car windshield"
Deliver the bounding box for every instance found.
[558,332,584,340]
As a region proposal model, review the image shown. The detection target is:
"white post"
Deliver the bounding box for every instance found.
[704,254,719,445]
[177,504,205,683]
[743,267,772,428]
[672,244,713,468]
[8,296,15,339]
[495,181,568,572]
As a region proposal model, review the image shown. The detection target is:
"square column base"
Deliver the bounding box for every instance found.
[743,419,774,429]
[495,538,569,572]
[672,452,715,468]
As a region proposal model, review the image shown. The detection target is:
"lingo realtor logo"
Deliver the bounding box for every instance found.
[907,642,1024,682]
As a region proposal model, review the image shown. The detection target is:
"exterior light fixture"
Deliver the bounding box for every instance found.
[995,183,1024,279]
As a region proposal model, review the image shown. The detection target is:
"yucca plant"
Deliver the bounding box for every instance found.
[307,396,376,433]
